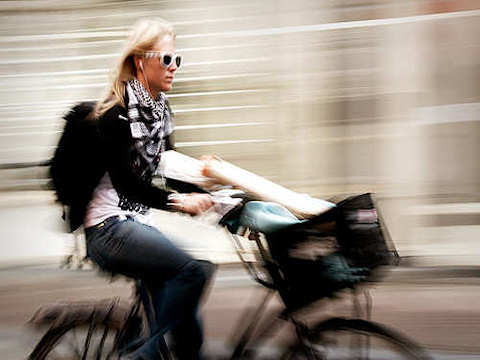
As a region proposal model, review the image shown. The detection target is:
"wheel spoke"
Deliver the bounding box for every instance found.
[95,325,112,360]
[81,321,96,359]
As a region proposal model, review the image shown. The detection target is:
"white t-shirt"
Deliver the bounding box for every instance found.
[84,172,153,228]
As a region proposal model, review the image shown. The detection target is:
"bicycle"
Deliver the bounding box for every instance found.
[28,195,433,359]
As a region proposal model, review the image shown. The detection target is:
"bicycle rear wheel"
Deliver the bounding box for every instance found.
[29,321,120,360]
[281,317,432,360]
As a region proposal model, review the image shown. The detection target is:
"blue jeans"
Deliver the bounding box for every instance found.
[85,216,214,360]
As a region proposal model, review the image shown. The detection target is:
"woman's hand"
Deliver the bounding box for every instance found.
[200,154,221,178]
[169,193,215,215]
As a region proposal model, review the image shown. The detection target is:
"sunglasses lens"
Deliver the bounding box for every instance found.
[175,55,182,67]
[162,54,173,67]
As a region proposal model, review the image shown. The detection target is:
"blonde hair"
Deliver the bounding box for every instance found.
[95,18,175,118]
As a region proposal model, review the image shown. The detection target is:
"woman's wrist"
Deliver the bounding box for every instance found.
[167,193,187,211]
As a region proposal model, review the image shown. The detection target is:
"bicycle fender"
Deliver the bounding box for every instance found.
[28,298,127,329]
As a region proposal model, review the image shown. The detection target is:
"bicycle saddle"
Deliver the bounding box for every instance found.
[239,201,304,234]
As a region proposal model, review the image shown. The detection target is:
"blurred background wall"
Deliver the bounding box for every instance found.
[0,0,479,264]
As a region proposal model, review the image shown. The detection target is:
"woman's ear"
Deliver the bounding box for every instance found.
[133,55,142,74]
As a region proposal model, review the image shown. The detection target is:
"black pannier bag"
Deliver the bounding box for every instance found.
[265,193,398,308]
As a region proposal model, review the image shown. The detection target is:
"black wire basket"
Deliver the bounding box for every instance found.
[265,193,398,308]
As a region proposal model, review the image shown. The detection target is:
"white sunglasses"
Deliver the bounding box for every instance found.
[143,51,182,68]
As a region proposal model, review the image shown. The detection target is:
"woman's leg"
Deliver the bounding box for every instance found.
[169,314,204,359]
[139,260,207,359]
[86,218,211,359]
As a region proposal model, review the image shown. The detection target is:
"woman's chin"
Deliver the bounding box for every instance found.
[162,83,173,92]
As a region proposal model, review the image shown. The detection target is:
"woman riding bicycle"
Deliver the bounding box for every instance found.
[83,18,215,360]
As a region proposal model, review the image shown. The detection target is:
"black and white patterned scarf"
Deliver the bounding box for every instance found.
[125,78,173,182]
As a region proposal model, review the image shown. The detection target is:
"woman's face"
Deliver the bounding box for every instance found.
[140,34,178,95]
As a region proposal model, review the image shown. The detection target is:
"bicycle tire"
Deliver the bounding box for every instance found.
[29,310,172,360]
[281,317,433,360]
[28,320,122,360]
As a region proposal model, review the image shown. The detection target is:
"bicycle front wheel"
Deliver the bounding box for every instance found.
[281,317,432,360]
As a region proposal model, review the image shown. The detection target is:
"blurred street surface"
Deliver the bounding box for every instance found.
[0,262,479,359]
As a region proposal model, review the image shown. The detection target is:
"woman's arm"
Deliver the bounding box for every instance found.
[99,106,172,209]
[99,106,213,215]
[163,133,209,194]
